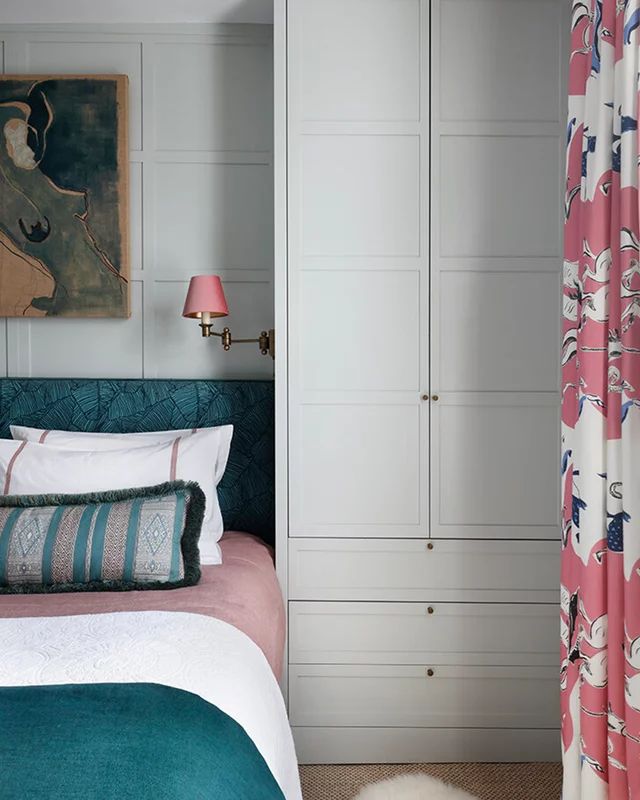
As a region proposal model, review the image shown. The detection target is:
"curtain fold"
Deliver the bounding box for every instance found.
[562,1,640,797]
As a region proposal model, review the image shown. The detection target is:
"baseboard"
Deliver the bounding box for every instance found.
[293,727,561,764]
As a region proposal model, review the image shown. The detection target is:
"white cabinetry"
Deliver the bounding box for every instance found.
[282,0,565,763]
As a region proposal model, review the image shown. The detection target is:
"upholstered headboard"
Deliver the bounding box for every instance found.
[0,379,275,545]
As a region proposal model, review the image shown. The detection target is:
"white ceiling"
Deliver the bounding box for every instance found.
[0,0,273,25]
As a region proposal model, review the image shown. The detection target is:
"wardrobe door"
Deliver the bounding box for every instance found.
[287,0,430,539]
[429,0,566,541]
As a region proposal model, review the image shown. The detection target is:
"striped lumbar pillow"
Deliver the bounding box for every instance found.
[0,481,204,593]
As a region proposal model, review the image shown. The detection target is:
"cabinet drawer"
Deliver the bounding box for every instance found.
[292,727,561,764]
[289,539,559,602]
[289,664,559,729]
[289,602,558,666]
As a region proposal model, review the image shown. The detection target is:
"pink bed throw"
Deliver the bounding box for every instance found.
[0,531,285,679]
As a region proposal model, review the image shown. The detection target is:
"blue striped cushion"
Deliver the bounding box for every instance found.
[0,481,204,593]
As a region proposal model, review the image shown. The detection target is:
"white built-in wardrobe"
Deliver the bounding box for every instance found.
[274,0,567,763]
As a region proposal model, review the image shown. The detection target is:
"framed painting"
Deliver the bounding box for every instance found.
[0,74,130,317]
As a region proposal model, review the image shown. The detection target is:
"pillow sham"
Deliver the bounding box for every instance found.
[0,431,225,565]
[0,481,204,593]
[10,425,233,485]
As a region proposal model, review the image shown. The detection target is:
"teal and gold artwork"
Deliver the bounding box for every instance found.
[0,75,129,317]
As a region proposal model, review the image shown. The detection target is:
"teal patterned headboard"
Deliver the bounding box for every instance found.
[0,379,275,545]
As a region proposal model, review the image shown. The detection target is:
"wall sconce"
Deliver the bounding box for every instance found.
[182,275,275,359]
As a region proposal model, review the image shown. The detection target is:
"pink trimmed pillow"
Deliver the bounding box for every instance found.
[1,427,231,565]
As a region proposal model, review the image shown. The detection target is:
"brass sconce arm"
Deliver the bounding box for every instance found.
[199,323,275,359]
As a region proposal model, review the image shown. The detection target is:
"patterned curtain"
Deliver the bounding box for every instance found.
[562,1,640,797]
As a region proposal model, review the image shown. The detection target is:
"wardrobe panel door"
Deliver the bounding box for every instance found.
[440,136,561,259]
[299,271,420,392]
[430,0,564,542]
[301,135,420,258]
[297,0,420,122]
[439,271,560,393]
[295,404,420,529]
[439,0,560,123]
[433,396,560,539]
[288,0,430,541]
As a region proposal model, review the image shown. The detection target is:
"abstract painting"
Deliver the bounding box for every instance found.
[0,75,129,317]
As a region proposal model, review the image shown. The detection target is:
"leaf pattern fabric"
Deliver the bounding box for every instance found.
[0,379,274,544]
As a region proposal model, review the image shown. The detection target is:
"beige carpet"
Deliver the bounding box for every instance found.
[299,763,562,800]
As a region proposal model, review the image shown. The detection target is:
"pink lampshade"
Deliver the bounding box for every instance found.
[182,275,229,319]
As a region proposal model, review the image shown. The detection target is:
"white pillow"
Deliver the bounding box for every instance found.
[1,427,233,565]
[10,425,233,486]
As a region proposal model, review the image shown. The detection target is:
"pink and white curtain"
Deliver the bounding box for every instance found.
[562,1,640,797]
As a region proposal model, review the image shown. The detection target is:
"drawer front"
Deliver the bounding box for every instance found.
[292,727,561,764]
[289,664,559,729]
[289,538,559,602]
[289,601,558,666]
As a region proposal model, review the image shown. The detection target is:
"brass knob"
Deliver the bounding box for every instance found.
[426,668,435,677]
[432,394,439,402]
[427,542,434,551]
[427,606,434,615]
[421,394,429,401]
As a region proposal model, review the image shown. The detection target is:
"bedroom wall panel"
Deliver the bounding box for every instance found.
[0,322,7,379]
[0,25,273,380]
[154,41,272,153]
[153,279,274,379]
[8,283,144,379]
[24,39,144,150]
[153,162,274,275]
[129,163,144,272]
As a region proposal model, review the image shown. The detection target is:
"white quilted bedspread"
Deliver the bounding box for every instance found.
[0,610,302,800]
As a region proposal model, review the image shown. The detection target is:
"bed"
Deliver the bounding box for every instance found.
[0,378,300,800]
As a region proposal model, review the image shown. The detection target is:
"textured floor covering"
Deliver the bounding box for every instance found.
[299,763,562,800]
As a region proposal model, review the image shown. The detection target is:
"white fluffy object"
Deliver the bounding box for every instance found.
[354,773,480,800]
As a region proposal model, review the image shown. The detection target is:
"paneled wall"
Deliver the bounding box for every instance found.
[0,24,274,379]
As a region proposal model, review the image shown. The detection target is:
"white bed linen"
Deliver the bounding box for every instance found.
[0,610,302,800]
[0,433,228,565]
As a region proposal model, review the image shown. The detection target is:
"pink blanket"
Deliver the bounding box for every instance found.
[0,531,285,679]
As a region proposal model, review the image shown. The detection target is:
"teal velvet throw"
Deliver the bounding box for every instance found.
[0,682,285,800]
